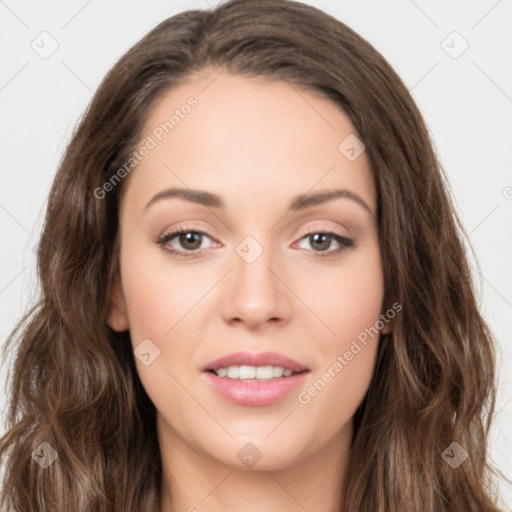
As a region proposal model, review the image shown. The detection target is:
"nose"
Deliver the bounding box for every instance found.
[220,237,292,330]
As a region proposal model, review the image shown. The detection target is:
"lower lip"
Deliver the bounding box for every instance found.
[203,371,309,406]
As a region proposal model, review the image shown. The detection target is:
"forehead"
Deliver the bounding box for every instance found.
[121,70,376,217]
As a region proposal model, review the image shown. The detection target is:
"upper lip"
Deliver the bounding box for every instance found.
[203,351,309,373]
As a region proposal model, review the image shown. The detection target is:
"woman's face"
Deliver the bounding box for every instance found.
[108,68,387,471]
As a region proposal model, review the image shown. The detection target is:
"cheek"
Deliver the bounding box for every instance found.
[119,239,204,346]
[307,241,384,346]
[296,244,384,411]
[118,243,202,413]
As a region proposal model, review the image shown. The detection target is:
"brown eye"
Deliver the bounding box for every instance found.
[156,228,215,258]
[308,233,333,252]
[295,230,354,258]
[176,231,203,250]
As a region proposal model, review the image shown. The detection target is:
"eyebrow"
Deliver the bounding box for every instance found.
[144,187,373,214]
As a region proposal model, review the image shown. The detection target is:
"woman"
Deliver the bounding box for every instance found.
[0,0,505,510]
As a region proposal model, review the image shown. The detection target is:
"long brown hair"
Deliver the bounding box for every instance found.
[0,0,505,510]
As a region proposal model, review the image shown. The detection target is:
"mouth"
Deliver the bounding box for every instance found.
[203,350,309,378]
[202,351,310,406]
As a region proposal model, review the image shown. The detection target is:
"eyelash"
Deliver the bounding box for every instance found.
[155,224,355,260]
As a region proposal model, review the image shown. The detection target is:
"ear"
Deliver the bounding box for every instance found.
[381,322,392,335]
[380,310,393,335]
[107,276,129,332]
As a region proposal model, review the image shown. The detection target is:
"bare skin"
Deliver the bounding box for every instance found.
[107,67,388,512]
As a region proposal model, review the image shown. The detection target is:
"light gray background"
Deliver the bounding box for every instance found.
[1,0,511,508]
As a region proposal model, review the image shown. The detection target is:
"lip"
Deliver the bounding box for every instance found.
[203,351,309,373]
[202,351,310,407]
[203,371,309,406]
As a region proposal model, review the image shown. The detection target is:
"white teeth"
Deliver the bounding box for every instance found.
[273,366,284,378]
[214,365,297,380]
[256,366,274,379]
[226,366,238,379]
[239,365,256,380]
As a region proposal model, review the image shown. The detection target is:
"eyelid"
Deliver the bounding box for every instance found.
[295,224,348,240]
